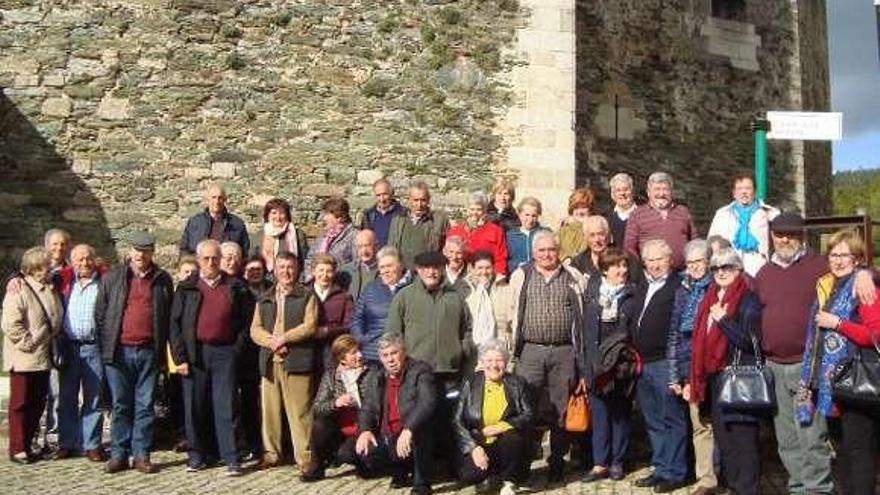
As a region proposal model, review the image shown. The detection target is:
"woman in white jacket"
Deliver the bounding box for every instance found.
[707,174,779,276]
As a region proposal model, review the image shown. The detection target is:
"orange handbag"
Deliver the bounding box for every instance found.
[564,392,590,432]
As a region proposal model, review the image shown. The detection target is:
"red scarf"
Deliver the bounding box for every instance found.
[689,274,748,403]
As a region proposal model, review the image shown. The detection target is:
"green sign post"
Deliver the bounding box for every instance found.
[752,118,770,201]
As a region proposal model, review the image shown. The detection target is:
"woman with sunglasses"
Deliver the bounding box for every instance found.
[800,230,880,495]
[685,248,764,495]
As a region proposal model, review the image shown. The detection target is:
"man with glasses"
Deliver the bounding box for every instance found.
[753,213,873,495]
[169,240,253,476]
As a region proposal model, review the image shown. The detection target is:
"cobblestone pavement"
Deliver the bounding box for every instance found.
[0,436,796,495]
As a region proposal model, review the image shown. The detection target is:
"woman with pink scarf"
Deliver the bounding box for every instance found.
[305,197,357,275]
[260,198,309,275]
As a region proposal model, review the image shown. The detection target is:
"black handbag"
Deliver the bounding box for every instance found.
[831,336,880,407]
[717,334,776,410]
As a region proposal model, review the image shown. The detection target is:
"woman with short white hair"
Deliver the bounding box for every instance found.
[446,191,509,276]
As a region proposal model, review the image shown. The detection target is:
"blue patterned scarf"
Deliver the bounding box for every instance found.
[732,201,760,252]
[800,273,857,419]
[678,273,712,335]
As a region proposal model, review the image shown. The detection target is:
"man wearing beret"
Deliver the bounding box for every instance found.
[96,231,174,474]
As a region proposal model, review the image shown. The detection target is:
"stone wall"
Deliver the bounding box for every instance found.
[0,0,523,271]
[575,0,832,230]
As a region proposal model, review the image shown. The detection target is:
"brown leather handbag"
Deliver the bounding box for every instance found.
[564,392,590,432]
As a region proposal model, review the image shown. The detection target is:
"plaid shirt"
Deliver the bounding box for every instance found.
[63,275,100,341]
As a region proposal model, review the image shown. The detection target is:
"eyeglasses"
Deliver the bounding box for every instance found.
[710,264,740,273]
[828,253,855,261]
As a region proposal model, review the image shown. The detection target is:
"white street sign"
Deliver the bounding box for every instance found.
[766,111,843,141]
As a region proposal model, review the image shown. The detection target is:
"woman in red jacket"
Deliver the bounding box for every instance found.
[811,230,880,495]
[446,192,508,277]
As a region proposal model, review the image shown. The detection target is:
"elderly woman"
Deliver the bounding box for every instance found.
[606,173,636,247]
[558,187,596,261]
[452,339,533,495]
[465,251,513,350]
[799,230,879,495]
[505,196,548,274]
[260,198,309,274]
[666,239,718,494]
[301,335,369,482]
[2,247,63,464]
[708,174,779,276]
[486,180,520,231]
[220,241,243,278]
[686,248,764,495]
[447,192,508,276]
[350,247,410,367]
[243,255,273,299]
[311,253,355,369]
[581,247,640,483]
[307,197,357,274]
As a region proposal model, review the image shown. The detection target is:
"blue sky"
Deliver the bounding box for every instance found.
[828,1,880,171]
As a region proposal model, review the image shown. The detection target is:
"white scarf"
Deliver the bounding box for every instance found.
[471,282,496,347]
[598,278,625,322]
[264,222,299,258]
[338,366,362,407]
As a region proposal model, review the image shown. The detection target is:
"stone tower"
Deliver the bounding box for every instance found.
[0,0,830,271]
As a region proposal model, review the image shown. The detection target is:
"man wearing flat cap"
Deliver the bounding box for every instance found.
[95,231,174,474]
[384,250,473,473]
[752,213,875,494]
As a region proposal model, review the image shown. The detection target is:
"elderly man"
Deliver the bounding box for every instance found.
[571,216,644,286]
[351,247,410,367]
[752,213,873,495]
[356,333,437,495]
[250,252,319,473]
[180,183,250,256]
[356,178,407,247]
[96,232,174,474]
[55,244,106,462]
[338,229,379,301]
[170,240,252,475]
[43,228,73,451]
[510,231,586,482]
[624,172,697,269]
[443,236,469,296]
[606,173,637,247]
[628,240,688,493]
[387,180,450,268]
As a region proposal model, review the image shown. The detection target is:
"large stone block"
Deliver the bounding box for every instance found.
[96,97,131,120]
[41,96,73,117]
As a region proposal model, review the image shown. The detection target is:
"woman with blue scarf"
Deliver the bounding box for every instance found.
[666,239,718,494]
[708,175,779,276]
[799,230,880,495]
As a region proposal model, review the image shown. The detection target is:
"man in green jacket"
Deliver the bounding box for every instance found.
[387,181,450,269]
[384,250,472,469]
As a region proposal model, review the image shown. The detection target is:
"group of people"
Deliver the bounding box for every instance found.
[3,172,879,495]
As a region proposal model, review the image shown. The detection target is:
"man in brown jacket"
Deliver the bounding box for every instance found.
[250,251,319,472]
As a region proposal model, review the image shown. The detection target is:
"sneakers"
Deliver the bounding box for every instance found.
[499,481,517,495]
[186,460,207,473]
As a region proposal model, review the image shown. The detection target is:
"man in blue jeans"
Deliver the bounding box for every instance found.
[95,232,174,474]
[54,244,106,462]
[629,240,689,493]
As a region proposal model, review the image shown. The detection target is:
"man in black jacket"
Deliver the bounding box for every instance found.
[179,184,250,256]
[629,239,688,493]
[95,231,174,474]
[169,240,253,476]
[356,333,437,495]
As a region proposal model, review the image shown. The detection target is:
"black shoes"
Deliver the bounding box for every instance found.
[634,473,663,487]
[390,473,413,489]
[582,468,610,483]
[654,479,690,493]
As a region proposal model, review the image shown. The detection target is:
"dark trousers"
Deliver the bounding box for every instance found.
[310,415,357,468]
[8,370,50,456]
[236,373,262,457]
[839,403,880,495]
[457,429,528,484]
[590,393,631,468]
[516,343,575,468]
[636,360,688,481]
[182,344,238,465]
[433,373,460,465]
[711,398,760,495]
[166,373,185,438]
[359,429,434,487]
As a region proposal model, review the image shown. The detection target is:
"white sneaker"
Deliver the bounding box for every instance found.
[499,481,517,495]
